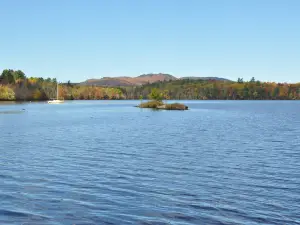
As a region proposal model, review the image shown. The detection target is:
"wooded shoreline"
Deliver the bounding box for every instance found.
[0,98,299,103]
[1,69,300,101]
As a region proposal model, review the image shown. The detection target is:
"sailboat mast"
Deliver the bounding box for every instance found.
[57,82,59,100]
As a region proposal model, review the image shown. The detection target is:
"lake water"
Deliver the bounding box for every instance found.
[0,100,300,225]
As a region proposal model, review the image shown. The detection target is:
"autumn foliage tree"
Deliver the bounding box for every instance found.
[1,69,300,101]
[0,69,125,101]
[126,78,300,100]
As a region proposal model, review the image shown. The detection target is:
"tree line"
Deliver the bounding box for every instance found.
[122,78,300,100]
[0,69,124,100]
[0,69,299,100]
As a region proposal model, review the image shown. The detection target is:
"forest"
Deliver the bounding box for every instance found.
[0,69,124,101]
[124,78,300,100]
[0,69,300,100]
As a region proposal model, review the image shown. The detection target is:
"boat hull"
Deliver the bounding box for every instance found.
[48,100,64,104]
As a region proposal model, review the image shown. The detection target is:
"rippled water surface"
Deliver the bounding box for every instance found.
[1,100,300,225]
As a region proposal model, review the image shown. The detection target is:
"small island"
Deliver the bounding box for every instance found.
[136,88,188,110]
[138,100,188,110]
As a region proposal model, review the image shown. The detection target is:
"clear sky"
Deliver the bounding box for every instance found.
[0,0,299,83]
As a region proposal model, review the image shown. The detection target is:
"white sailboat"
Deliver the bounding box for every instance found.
[48,82,64,104]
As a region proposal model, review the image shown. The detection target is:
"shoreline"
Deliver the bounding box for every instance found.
[0,99,299,103]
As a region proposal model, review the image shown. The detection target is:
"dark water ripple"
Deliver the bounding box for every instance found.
[1,100,300,224]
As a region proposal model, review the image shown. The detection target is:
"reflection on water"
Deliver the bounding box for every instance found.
[0,110,26,114]
[0,102,27,114]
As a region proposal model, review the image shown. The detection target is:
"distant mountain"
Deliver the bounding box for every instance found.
[180,77,232,82]
[80,74,231,86]
[80,73,177,86]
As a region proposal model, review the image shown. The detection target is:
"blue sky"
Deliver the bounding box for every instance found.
[0,0,299,83]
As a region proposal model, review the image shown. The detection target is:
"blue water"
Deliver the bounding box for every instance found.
[1,100,300,225]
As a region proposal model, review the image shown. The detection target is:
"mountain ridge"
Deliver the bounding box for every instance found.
[80,73,231,86]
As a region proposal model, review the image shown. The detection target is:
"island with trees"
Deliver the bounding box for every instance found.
[137,89,188,110]
[0,69,300,101]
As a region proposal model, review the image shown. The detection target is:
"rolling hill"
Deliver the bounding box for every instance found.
[179,76,231,81]
[80,73,177,86]
[80,73,231,86]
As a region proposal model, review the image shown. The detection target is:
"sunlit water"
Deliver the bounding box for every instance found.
[1,100,300,225]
